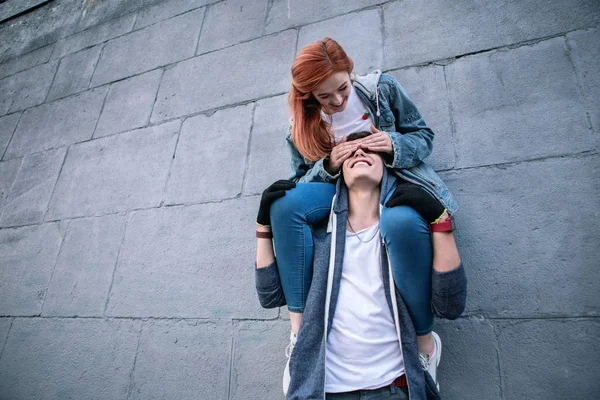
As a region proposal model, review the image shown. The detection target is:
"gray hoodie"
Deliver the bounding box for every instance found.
[255,168,467,399]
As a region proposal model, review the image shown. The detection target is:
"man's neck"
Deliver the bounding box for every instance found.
[347,186,381,231]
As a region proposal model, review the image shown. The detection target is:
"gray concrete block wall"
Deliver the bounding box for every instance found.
[0,1,598,399]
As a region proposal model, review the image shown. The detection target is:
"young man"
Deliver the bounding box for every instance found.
[255,133,467,399]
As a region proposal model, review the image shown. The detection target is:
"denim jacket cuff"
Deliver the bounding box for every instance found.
[315,158,340,182]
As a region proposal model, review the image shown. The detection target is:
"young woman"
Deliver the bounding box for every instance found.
[256,37,459,392]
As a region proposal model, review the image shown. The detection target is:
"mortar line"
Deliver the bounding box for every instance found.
[1,111,24,160]
[103,212,131,316]
[491,322,506,399]
[194,3,210,56]
[85,42,107,92]
[293,27,300,55]
[379,5,386,69]
[41,144,70,223]
[90,80,111,139]
[0,314,286,322]
[563,34,596,143]
[226,322,236,400]
[442,65,459,169]
[42,59,61,103]
[240,103,257,196]
[0,314,597,322]
[0,317,13,362]
[0,156,24,223]
[147,67,166,127]
[39,219,70,316]
[263,0,274,36]
[125,321,144,400]
[158,118,183,207]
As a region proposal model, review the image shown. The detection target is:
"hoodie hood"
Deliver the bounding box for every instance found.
[352,69,382,117]
[331,166,397,215]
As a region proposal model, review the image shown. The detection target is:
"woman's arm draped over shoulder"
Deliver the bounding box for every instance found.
[380,75,435,170]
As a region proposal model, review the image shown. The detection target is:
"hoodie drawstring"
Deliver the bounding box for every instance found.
[375,86,381,117]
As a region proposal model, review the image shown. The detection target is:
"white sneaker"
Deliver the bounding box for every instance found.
[419,331,442,391]
[283,331,297,396]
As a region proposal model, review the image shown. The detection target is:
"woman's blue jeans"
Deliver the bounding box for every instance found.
[270,182,434,335]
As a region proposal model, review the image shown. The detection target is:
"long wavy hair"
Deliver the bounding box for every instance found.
[289,37,354,161]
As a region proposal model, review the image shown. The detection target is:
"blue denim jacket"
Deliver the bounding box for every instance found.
[286,70,458,214]
[255,168,468,399]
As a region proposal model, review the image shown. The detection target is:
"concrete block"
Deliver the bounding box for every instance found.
[152,30,296,122]
[496,319,600,399]
[197,0,269,54]
[230,321,290,400]
[440,154,600,317]
[51,14,136,60]
[0,223,63,315]
[0,113,20,158]
[0,0,50,23]
[0,0,81,62]
[129,320,232,399]
[265,0,381,34]
[385,0,600,68]
[568,28,600,137]
[94,69,163,138]
[46,121,179,220]
[135,0,214,30]
[91,9,204,87]
[244,95,291,195]
[0,45,53,80]
[0,158,21,215]
[446,37,594,168]
[389,66,455,170]
[297,8,382,75]
[5,87,107,158]
[434,318,502,400]
[75,0,163,32]
[0,62,57,116]
[0,148,66,227]
[106,196,277,319]
[42,214,126,317]
[165,104,252,204]
[0,318,141,399]
[46,45,102,101]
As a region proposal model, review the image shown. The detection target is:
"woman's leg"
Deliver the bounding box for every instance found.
[270,182,336,328]
[379,200,434,348]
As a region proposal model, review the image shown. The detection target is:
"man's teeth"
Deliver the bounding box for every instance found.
[354,161,369,166]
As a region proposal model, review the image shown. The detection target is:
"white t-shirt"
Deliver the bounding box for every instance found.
[322,85,374,143]
[325,222,404,393]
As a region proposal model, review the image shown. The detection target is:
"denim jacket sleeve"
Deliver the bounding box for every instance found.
[378,75,435,170]
[286,130,340,183]
[255,261,287,309]
[430,263,467,320]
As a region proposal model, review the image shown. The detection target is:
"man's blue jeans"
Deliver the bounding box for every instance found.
[270,182,434,335]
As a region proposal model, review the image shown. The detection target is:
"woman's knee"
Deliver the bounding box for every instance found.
[380,205,429,237]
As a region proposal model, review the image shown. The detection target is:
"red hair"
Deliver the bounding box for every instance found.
[288,37,354,161]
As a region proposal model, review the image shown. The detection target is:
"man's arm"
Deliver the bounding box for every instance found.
[255,226,287,309]
[430,223,467,319]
